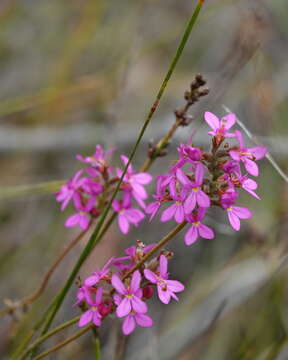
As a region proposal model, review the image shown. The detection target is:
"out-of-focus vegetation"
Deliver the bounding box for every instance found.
[0,0,287,359]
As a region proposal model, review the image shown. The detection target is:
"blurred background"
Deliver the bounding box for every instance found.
[0,0,288,359]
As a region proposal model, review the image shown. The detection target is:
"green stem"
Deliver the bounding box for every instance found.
[16,1,205,353]
[18,316,80,360]
[33,325,91,360]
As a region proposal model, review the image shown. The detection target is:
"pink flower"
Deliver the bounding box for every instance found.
[204,111,236,138]
[173,144,202,169]
[160,189,187,224]
[112,270,147,317]
[78,287,103,327]
[177,166,210,214]
[226,206,252,231]
[112,196,145,234]
[117,155,152,208]
[65,197,95,230]
[144,255,184,304]
[229,130,267,176]
[146,175,167,220]
[84,258,113,287]
[185,208,214,245]
[76,145,114,171]
[237,176,260,200]
[56,170,86,211]
[121,311,153,335]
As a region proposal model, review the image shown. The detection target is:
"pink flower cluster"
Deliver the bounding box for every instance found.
[56,146,152,233]
[146,111,267,245]
[76,241,184,335]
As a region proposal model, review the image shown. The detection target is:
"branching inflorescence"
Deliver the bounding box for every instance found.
[56,107,267,338]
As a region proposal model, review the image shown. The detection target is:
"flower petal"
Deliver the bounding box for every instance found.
[221,113,236,130]
[232,206,252,219]
[227,210,240,231]
[198,224,214,239]
[111,274,126,295]
[161,203,177,222]
[131,296,147,314]
[184,225,198,246]
[196,191,210,208]
[184,192,196,214]
[122,315,136,335]
[144,269,157,284]
[130,270,141,293]
[79,310,93,327]
[118,213,129,234]
[135,313,153,328]
[204,111,220,131]
[244,158,259,177]
[117,297,131,318]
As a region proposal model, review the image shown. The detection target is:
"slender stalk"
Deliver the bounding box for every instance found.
[33,325,92,360]
[18,316,80,360]
[38,0,205,336]
[140,117,183,172]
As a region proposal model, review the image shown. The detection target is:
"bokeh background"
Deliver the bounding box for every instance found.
[1,0,288,359]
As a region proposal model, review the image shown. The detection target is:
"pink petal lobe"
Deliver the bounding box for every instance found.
[144,269,157,284]
[244,158,259,176]
[122,315,136,335]
[204,111,220,131]
[232,206,252,219]
[184,192,196,214]
[198,224,214,239]
[117,297,131,318]
[161,204,177,222]
[135,313,153,328]
[130,270,141,293]
[227,210,240,231]
[79,310,93,327]
[159,255,168,276]
[185,226,198,246]
[118,213,129,234]
[111,274,126,295]
[131,296,147,314]
[221,113,236,129]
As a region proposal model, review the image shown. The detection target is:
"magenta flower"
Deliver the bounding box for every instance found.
[185,208,214,245]
[144,255,184,304]
[238,176,260,200]
[146,175,167,220]
[173,144,202,169]
[117,155,152,208]
[76,145,114,171]
[65,196,95,230]
[56,170,86,211]
[177,166,210,214]
[229,130,267,176]
[84,258,113,287]
[160,189,186,223]
[112,196,145,234]
[121,311,153,335]
[65,212,90,230]
[78,287,103,327]
[112,270,147,317]
[226,206,252,231]
[204,111,236,138]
